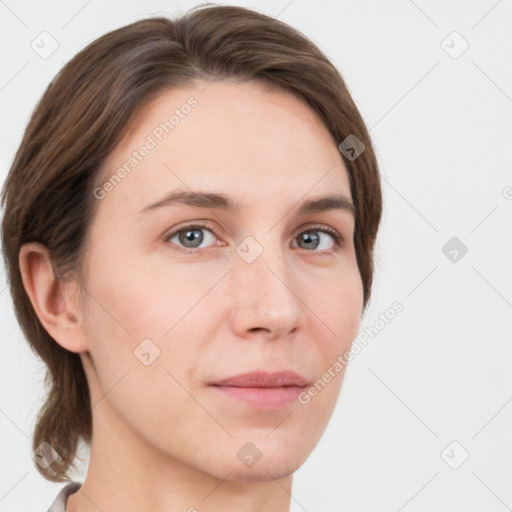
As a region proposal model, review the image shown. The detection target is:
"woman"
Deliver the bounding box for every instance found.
[1,3,382,511]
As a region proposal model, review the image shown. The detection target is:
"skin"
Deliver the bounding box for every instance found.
[19,79,363,512]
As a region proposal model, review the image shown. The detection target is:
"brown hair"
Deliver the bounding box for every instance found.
[1,3,382,482]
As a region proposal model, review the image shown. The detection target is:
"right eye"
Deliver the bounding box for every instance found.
[164,222,220,252]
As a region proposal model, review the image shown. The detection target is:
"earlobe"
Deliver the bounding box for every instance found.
[18,242,87,353]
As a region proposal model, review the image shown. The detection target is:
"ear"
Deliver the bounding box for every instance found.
[18,242,89,353]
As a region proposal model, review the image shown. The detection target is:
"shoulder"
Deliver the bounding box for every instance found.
[46,481,82,512]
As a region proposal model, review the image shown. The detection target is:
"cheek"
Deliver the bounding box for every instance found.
[307,262,364,354]
[80,263,209,443]
[294,270,362,427]
[85,248,219,334]
[81,253,227,389]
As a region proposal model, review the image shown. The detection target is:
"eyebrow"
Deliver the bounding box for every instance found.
[139,190,356,218]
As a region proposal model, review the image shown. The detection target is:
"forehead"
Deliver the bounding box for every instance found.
[97,79,352,212]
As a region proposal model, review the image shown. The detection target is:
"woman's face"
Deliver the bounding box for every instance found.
[77,79,363,481]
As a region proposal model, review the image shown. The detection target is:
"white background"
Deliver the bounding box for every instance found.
[1,1,511,511]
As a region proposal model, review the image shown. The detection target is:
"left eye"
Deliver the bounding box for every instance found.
[292,229,339,251]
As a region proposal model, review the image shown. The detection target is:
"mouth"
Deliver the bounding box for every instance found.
[209,370,309,410]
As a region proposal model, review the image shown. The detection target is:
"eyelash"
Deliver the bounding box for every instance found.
[163,221,343,255]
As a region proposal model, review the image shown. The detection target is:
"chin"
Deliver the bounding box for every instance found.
[226,464,297,483]
[223,448,309,483]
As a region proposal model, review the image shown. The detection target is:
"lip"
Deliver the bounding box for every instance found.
[209,370,309,410]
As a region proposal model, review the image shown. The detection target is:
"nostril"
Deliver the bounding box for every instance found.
[248,327,270,334]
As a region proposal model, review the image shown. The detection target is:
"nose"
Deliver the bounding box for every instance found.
[229,243,305,341]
